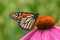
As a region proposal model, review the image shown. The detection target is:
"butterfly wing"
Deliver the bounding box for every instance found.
[19,16,35,30]
[10,12,39,30]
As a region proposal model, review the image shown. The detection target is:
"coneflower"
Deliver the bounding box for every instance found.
[20,16,60,40]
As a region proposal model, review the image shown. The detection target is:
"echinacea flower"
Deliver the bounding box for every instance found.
[20,16,60,40]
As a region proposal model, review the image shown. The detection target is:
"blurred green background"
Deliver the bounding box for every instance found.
[0,0,60,40]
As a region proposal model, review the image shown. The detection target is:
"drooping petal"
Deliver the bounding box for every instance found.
[30,30,42,40]
[41,30,54,40]
[20,25,60,40]
[54,25,60,32]
[49,27,60,40]
[20,30,37,40]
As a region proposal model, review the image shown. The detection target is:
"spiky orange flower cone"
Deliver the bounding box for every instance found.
[20,16,60,40]
[36,16,55,30]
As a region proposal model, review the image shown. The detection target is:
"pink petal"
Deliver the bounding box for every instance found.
[41,30,54,40]
[30,30,42,40]
[20,25,60,40]
[20,30,37,40]
[49,28,60,40]
[54,25,60,32]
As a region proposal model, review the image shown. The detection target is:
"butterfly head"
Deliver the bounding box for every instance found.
[10,12,22,19]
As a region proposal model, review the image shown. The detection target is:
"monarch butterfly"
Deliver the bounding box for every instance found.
[10,12,39,30]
